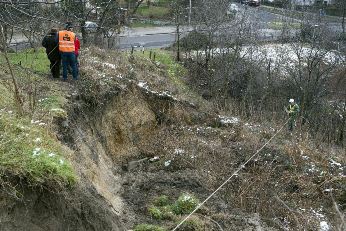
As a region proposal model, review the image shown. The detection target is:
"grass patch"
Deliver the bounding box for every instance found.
[4,47,50,74]
[0,47,76,188]
[322,16,343,22]
[148,205,163,219]
[142,193,201,230]
[147,193,200,222]
[261,7,342,23]
[175,216,202,229]
[133,50,190,95]
[0,106,76,186]
[136,6,170,19]
[273,18,300,23]
[131,22,157,27]
[260,7,284,15]
[134,224,166,231]
[151,51,188,93]
[268,23,301,30]
[172,194,200,215]
[153,195,169,206]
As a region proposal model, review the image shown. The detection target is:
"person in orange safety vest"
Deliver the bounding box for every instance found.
[55,22,78,81]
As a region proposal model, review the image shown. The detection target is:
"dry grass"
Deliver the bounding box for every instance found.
[136,109,345,230]
[2,43,344,230]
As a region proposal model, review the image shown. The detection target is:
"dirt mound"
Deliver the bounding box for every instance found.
[0,176,123,231]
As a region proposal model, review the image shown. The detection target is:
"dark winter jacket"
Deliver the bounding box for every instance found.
[42,33,60,61]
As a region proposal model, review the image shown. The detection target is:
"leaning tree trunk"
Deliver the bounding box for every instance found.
[0,20,23,113]
[342,0,346,34]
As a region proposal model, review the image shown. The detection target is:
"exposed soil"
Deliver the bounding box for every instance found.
[0,76,280,230]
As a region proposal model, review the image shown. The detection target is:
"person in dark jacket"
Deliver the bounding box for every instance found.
[42,28,61,78]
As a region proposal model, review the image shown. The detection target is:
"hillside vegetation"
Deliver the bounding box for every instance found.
[0,43,345,230]
[0,48,76,188]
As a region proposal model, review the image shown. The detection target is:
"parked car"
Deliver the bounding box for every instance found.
[240,0,249,4]
[84,21,99,32]
[227,3,239,15]
[248,0,260,6]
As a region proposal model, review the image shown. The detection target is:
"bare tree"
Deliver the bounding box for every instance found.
[0,20,23,113]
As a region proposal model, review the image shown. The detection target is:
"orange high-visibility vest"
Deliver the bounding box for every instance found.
[58,31,75,52]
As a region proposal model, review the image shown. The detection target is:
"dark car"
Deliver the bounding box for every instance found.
[240,0,249,4]
[248,0,260,6]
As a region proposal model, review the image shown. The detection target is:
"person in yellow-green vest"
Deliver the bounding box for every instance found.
[55,22,78,81]
[285,99,299,131]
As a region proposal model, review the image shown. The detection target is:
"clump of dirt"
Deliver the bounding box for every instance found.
[0,175,123,231]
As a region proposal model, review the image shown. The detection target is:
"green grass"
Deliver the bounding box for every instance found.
[152,195,169,206]
[136,6,170,19]
[131,22,157,27]
[273,18,300,23]
[322,16,343,22]
[143,193,201,230]
[0,107,76,186]
[151,51,188,92]
[261,7,343,23]
[0,47,76,188]
[5,47,50,74]
[36,95,67,118]
[268,23,301,30]
[148,205,164,219]
[134,50,190,94]
[172,194,200,215]
[174,218,202,229]
[134,224,166,231]
[260,7,284,15]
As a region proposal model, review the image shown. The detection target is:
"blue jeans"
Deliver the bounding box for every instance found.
[61,52,78,80]
[68,53,79,75]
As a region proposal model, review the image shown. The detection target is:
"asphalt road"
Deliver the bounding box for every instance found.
[118,3,283,50]
[8,3,343,52]
[120,33,177,51]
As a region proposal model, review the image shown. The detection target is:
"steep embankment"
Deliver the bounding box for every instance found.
[0,47,280,230]
[53,77,277,230]
[4,47,343,230]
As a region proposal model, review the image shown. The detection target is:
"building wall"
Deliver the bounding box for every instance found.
[293,0,332,5]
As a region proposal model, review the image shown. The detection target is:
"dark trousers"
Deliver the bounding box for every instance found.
[61,52,78,80]
[288,116,296,131]
[50,59,61,78]
[68,53,79,75]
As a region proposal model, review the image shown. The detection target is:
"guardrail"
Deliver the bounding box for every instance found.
[7,41,39,52]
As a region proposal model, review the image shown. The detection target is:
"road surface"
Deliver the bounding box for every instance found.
[7,3,343,52]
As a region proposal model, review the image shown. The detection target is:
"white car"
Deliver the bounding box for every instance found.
[84,21,99,32]
[227,3,239,15]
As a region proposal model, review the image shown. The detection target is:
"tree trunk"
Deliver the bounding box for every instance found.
[132,0,144,14]
[342,0,346,34]
[0,20,23,113]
